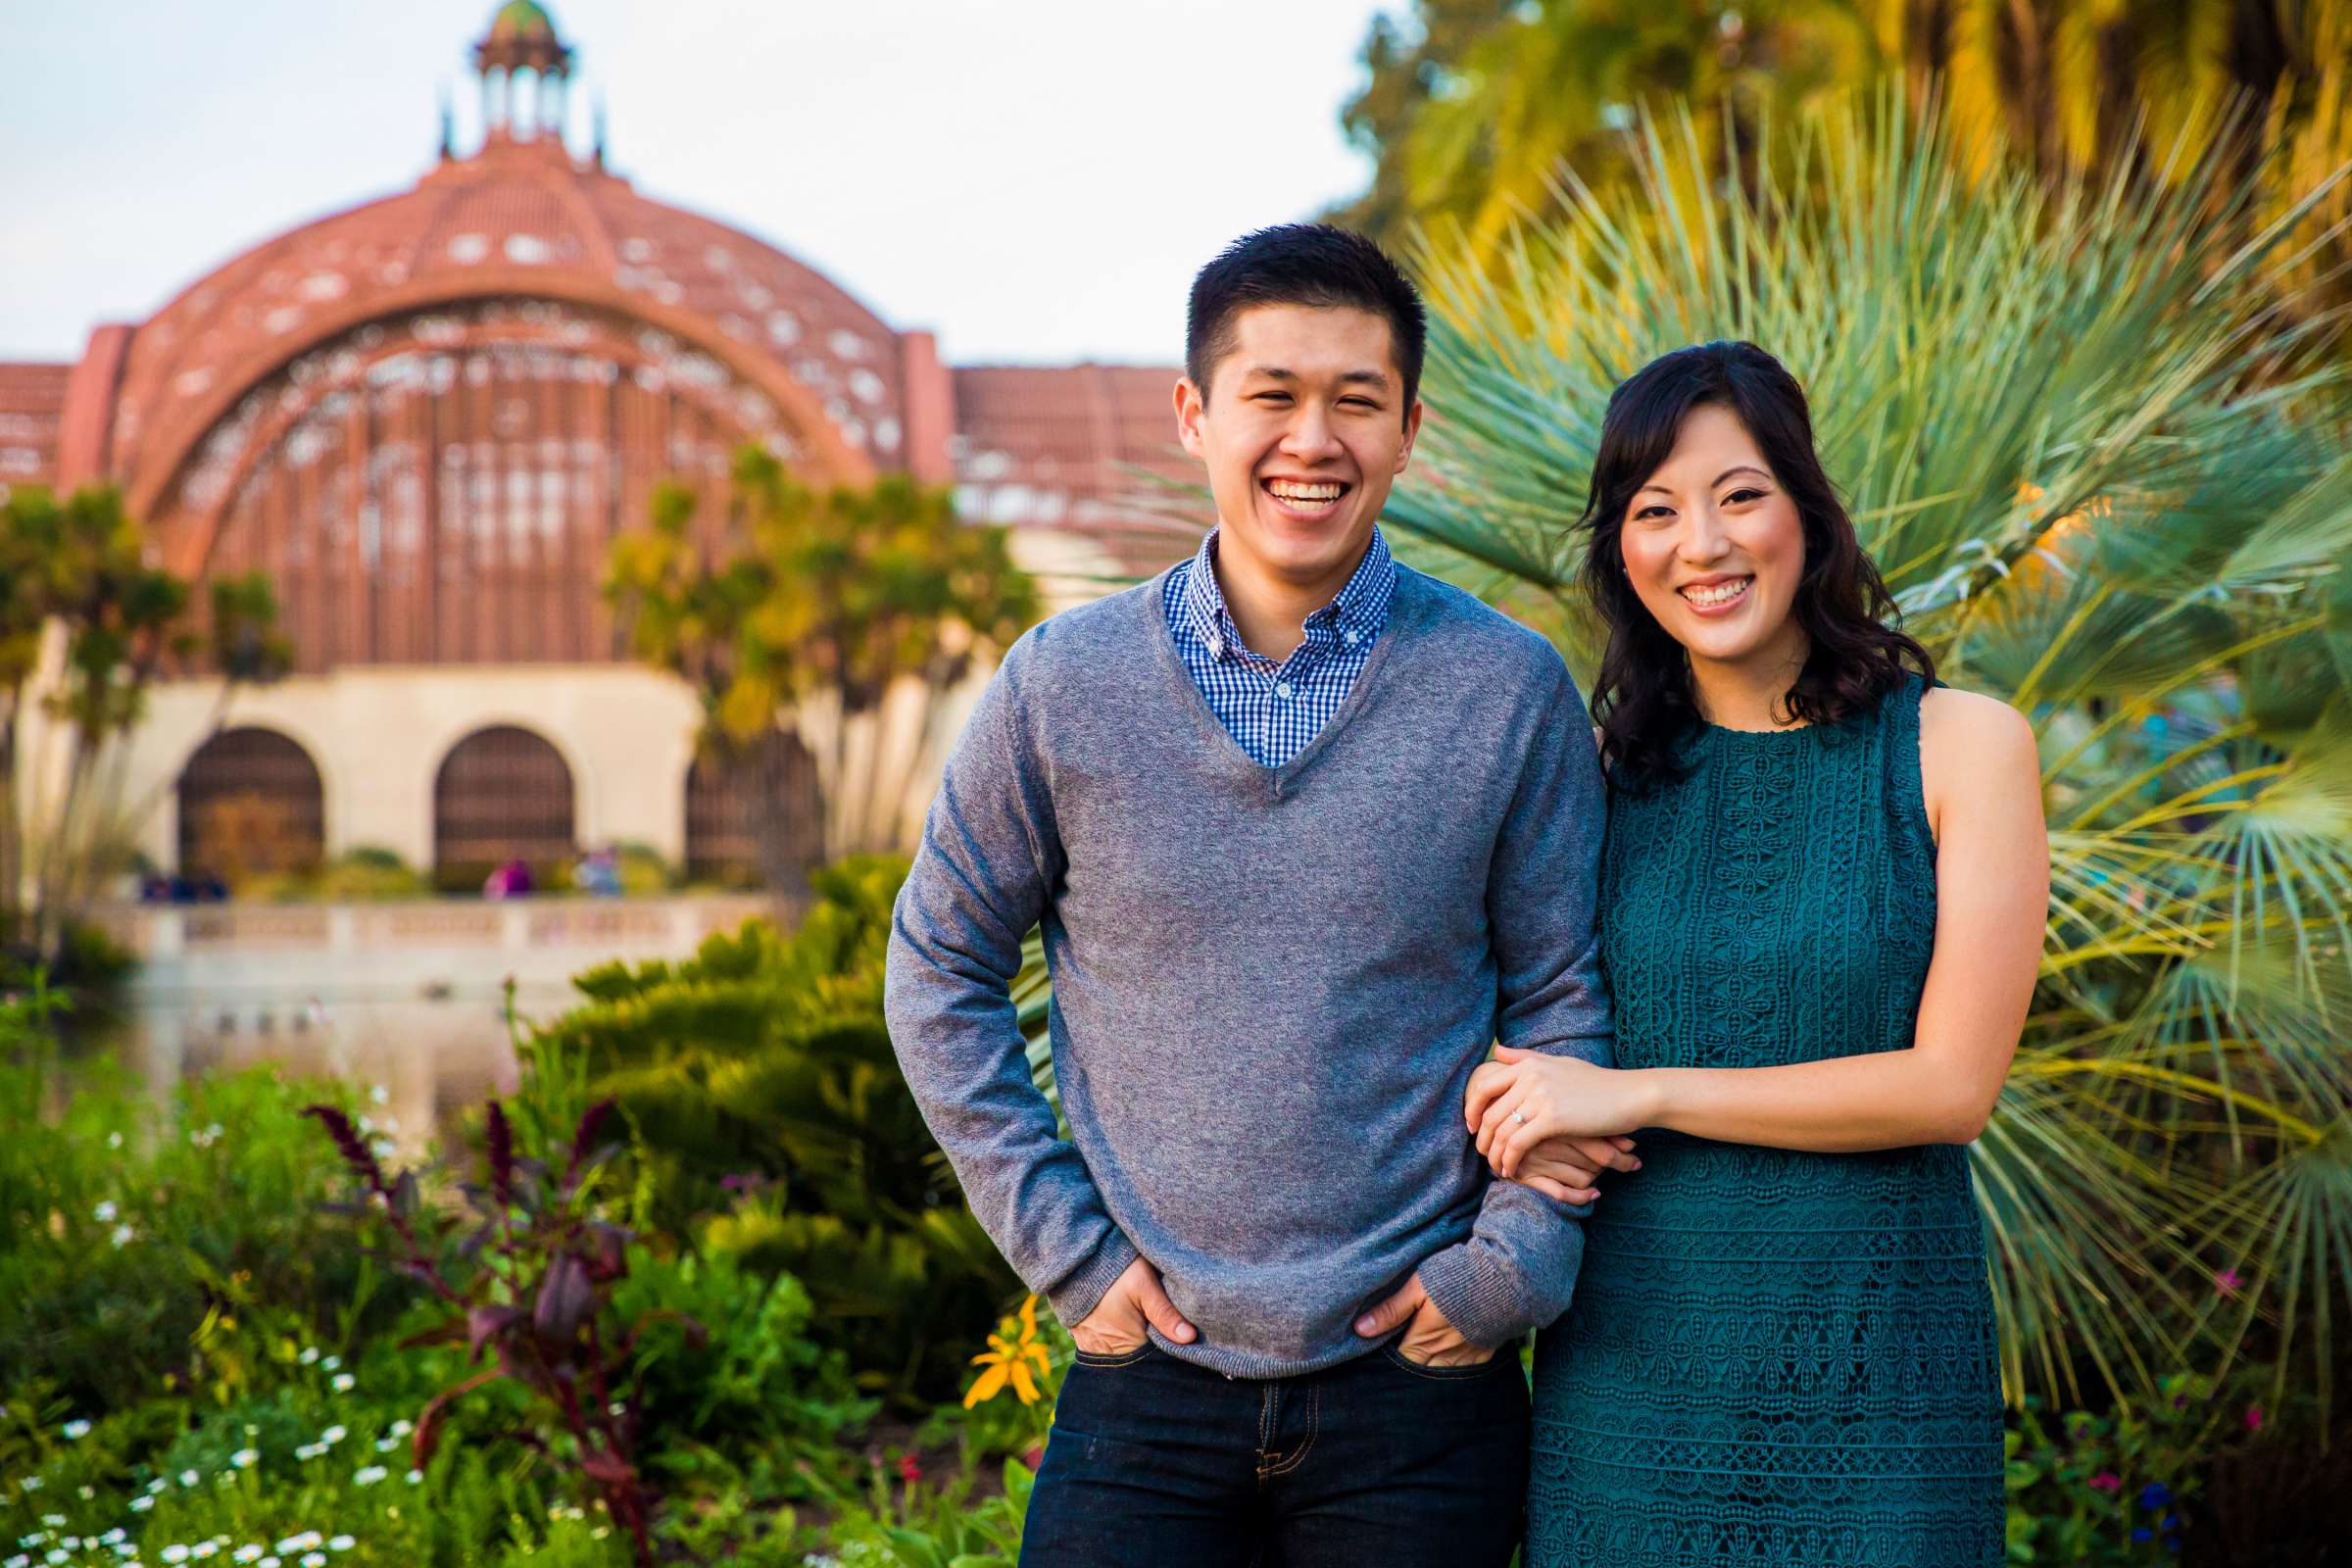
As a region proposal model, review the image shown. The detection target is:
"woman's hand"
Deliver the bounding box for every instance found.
[1466,1047,1660,1179]
[1513,1134,1642,1203]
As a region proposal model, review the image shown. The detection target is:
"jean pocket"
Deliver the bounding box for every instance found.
[1070,1342,1159,1369]
[1379,1341,1504,1381]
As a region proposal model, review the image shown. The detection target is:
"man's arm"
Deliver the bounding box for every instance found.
[1404,660,1616,1348]
[883,639,1139,1330]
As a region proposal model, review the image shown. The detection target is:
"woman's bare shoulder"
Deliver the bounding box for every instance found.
[1918,685,2039,820]
[1920,686,2034,753]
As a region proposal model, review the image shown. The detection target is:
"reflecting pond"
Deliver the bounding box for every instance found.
[74,894,774,1151]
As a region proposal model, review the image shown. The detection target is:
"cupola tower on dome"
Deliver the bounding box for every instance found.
[0,0,1189,894]
[471,0,574,148]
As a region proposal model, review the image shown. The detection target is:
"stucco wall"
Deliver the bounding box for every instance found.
[116,663,705,870]
[31,520,1115,881]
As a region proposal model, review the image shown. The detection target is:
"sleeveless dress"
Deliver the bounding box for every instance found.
[1526,675,2005,1567]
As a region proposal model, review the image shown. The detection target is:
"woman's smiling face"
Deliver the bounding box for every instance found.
[1616,402,1809,677]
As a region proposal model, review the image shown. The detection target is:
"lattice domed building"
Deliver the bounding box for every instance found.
[0,3,1190,889]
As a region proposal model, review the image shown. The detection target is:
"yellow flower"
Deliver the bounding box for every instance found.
[963,1294,1054,1409]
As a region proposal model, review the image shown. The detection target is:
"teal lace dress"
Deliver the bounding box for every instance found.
[1527,675,2005,1566]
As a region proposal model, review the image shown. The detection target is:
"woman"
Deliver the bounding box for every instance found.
[1471,341,2046,1566]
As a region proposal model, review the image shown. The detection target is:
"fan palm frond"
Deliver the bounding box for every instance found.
[1390,86,2352,1402]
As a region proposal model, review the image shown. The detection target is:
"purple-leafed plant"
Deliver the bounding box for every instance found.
[304,1098,703,1566]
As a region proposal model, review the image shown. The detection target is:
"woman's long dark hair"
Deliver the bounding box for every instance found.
[1578,340,1934,785]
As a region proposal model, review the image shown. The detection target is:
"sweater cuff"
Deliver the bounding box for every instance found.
[1043,1229,1140,1331]
[1415,1240,1535,1350]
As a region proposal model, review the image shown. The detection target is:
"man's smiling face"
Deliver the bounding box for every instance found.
[1176,303,1421,594]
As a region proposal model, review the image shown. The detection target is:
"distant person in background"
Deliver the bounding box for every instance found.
[573,844,622,897]
[149,872,227,903]
[482,857,534,899]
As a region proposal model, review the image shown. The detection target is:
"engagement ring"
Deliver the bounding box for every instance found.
[1509,1110,1528,1126]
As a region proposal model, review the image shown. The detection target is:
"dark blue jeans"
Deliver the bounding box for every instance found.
[1019,1338,1529,1567]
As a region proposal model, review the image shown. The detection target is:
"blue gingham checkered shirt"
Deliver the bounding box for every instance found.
[1162,526,1397,768]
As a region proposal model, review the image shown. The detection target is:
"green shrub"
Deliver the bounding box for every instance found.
[2002,1371,2278,1563]
[237,847,432,903]
[53,921,138,996]
[305,1093,746,1566]
[0,1305,600,1568]
[0,928,138,1039]
[606,1247,875,1494]
[0,1219,890,1568]
[308,848,430,902]
[813,1456,1032,1568]
[611,843,674,896]
[531,857,1021,1407]
[0,1053,412,1416]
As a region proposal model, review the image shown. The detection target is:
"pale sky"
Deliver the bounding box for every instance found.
[0,0,1396,367]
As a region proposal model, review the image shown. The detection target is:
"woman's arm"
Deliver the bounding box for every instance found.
[1473,688,2047,1168]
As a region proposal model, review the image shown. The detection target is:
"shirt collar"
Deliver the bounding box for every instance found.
[1180,525,1397,662]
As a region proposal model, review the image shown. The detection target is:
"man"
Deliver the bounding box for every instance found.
[884,224,1626,1564]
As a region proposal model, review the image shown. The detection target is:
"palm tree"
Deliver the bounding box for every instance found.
[1342,0,1875,257]
[1866,0,2352,330]
[1384,90,2352,1404]
[1344,1,2352,326]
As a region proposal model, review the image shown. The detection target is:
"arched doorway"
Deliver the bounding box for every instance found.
[176,727,326,888]
[683,728,822,890]
[432,724,575,892]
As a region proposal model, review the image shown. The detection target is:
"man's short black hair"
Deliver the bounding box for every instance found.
[1185,223,1426,420]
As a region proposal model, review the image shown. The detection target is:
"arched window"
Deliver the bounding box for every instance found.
[176,727,326,885]
[684,728,820,889]
[432,724,574,890]
[162,301,779,673]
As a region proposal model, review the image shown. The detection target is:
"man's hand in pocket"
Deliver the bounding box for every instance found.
[1352,1271,1492,1367]
[1071,1255,1198,1356]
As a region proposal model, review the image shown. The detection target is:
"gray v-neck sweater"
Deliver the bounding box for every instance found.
[884,564,1612,1378]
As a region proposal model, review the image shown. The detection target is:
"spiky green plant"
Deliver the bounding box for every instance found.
[524,858,1022,1407]
[1385,90,2352,1406]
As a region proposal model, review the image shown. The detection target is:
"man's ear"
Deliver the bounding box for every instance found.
[1174,375,1208,460]
[1395,397,1425,473]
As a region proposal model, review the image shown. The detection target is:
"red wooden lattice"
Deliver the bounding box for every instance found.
[683,728,820,889]
[432,723,575,884]
[175,726,326,878]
